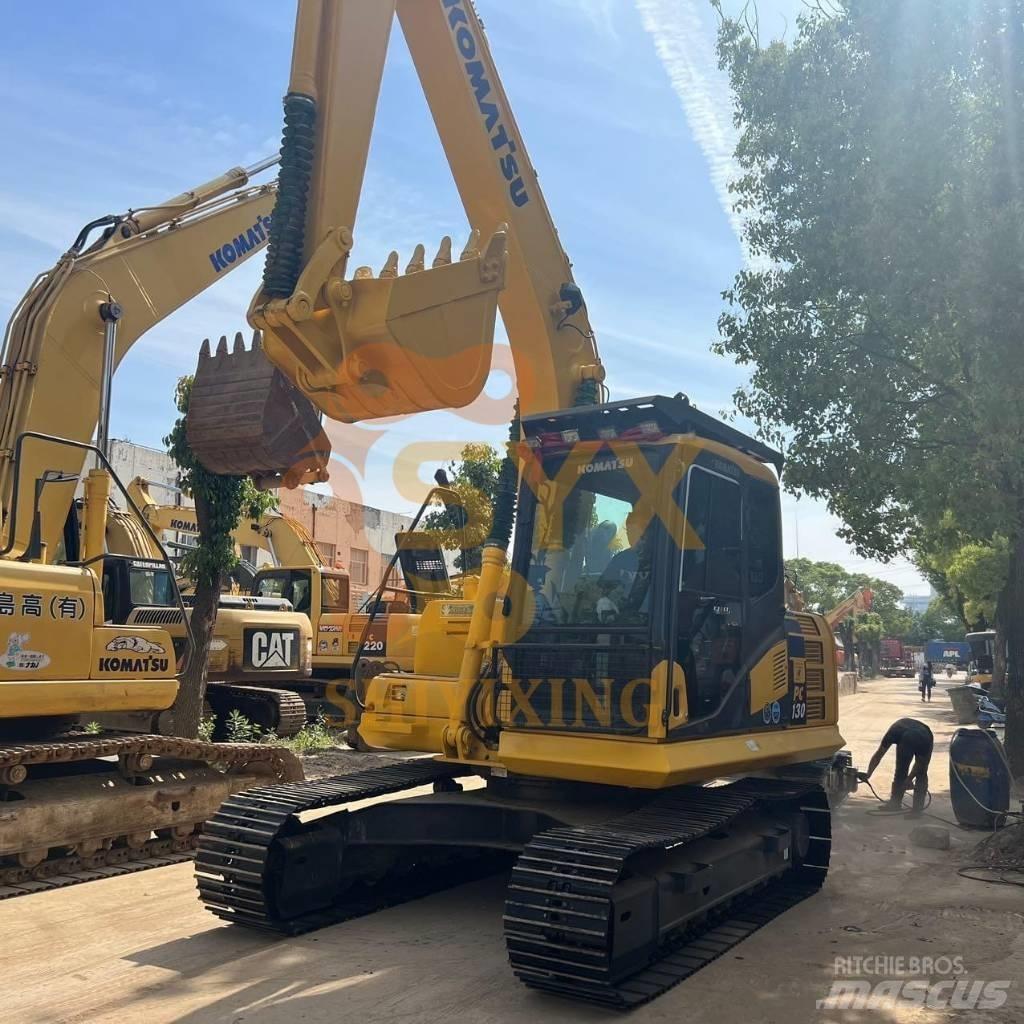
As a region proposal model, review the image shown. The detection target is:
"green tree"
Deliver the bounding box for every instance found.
[785,557,907,670]
[946,541,1008,630]
[903,596,966,646]
[716,1,1024,774]
[424,442,501,572]
[164,376,277,737]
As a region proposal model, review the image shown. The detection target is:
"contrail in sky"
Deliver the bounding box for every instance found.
[634,0,745,245]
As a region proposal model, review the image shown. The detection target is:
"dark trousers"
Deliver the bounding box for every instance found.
[892,743,931,811]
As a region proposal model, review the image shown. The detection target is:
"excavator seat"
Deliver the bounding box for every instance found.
[187,331,331,488]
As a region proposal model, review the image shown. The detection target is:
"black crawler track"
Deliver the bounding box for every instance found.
[197,762,831,1008]
[195,759,493,932]
[505,779,831,1008]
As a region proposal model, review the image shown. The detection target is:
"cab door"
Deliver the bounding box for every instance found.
[673,464,744,723]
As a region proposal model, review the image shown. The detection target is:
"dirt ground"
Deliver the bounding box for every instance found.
[4,676,1023,1024]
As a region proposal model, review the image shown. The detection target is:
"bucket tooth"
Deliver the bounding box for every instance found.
[432,236,453,268]
[405,244,426,275]
[186,331,331,488]
[248,222,508,422]
[460,229,481,261]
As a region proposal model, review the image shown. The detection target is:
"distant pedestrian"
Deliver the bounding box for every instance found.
[858,718,934,815]
[919,661,935,702]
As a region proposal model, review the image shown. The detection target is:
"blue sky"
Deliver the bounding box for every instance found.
[0,0,927,594]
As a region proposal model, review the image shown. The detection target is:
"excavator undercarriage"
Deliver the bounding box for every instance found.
[197,762,830,1007]
[1,732,301,898]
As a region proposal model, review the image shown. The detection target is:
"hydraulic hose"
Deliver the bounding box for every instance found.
[262,93,316,298]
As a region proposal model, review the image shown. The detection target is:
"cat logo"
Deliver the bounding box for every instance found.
[244,628,299,671]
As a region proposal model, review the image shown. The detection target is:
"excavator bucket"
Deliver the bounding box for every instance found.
[187,330,331,488]
[249,226,508,424]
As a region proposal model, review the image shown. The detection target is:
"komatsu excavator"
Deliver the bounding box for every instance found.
[131,474,466,741]
[0,158,325,891]
[187,0,856,1006]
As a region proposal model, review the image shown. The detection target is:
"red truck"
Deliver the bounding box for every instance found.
[879,638,917,677]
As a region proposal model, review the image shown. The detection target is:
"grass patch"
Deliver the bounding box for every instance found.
[210,707,341,755]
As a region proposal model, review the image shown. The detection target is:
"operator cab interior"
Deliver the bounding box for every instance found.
[252,567,350,616]
[503,395,785,737]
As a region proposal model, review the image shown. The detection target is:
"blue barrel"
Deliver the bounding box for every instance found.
[949,728,1010,828]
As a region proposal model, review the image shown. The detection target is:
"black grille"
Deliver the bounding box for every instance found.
[497,630,653,735]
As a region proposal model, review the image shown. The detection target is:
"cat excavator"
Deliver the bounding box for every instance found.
[188,0,855,1007]
[128,475,458,736]
[0,129,506,890]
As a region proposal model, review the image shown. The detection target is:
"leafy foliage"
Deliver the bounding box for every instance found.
[715,2,1024,559]
[903,596,967,645]
[423,442,501,572]
[946,540,1009,629]
[225,708,260,744]
[717,0,1024,774]
[163,376,277,588]
[786,558,909,638]
[164,374,276,738]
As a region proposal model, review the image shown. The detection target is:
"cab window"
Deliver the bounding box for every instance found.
[321,573,349,614]
[680,467,742,597]
[745,480,780,598]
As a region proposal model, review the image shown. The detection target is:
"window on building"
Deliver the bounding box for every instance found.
[351,589,367,612]
[350,547,369,586]
[382,554,401,589]
[316,541,336,566]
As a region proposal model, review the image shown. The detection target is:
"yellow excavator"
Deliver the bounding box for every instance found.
[0,157,326,891]
[188,0,856,1006]
[0,132,505,889]
[100,477,314,738]
[129,475,461,737]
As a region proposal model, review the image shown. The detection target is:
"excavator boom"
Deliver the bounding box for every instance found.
[185,0,523,480]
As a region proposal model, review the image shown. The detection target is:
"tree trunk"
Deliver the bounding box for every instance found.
[991,618,1008,699]
[169,488,222,739]
[171,574,220,737]
[1002,526,1024,781]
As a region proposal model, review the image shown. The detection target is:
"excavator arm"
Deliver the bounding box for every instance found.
[186,0,606,480]
[128,477,325,569]
[825,587,873,629]
[0,159,280,560]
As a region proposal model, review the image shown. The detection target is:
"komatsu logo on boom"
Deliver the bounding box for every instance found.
[443,0,530,209]
[209,213,272,273]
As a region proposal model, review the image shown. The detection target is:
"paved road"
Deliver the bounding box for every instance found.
[5,676,1022,1024]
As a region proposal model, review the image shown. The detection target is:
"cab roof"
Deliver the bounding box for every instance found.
[522,394,784,473]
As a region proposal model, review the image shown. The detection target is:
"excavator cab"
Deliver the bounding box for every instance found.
[497,395,805,749]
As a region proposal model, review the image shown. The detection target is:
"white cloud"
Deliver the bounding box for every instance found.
[634,0,743,243]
